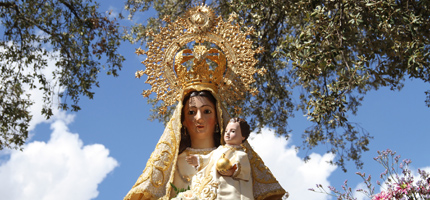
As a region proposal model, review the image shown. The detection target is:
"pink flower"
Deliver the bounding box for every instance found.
[372,191,392,200]
[394,181,413,195]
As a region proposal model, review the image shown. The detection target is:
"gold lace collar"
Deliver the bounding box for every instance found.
[184,147,216,155]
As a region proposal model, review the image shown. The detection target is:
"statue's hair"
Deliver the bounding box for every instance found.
[229,117,250,142]
[179,90,220,154]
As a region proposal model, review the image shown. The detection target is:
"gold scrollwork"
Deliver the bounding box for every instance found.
[193,174,219,200]
[136,118,177,189]
[249,148,278,185]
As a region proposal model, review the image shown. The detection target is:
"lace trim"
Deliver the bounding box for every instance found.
[256,188,288,200]
[184,147,216,155]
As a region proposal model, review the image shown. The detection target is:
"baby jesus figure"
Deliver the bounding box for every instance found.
[185,117,253,200]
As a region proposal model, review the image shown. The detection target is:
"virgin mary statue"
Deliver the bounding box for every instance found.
[124,5,288,200]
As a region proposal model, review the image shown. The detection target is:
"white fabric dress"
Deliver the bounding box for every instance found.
[173,147,216,193]
[191,144,253,200]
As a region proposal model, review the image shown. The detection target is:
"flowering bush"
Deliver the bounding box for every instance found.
[310,149,430,200]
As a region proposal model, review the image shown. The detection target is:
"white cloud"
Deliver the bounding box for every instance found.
[0,113,118,200]
[0,44,118,200]
[1,42,64,132]
[25,52,64,131]
[248,129,337,200]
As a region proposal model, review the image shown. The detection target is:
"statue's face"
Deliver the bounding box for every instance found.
[224,122,244,145]
[183,96,217,145]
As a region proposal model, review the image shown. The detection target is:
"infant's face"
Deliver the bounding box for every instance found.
[224,122,244,145]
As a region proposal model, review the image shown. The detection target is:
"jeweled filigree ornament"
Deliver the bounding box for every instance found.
[135,4,265,114]
[184,6,216,33]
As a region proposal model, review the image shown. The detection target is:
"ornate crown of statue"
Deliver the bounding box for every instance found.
[135,5,265,113]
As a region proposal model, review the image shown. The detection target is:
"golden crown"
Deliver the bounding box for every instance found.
[135,5,265,114]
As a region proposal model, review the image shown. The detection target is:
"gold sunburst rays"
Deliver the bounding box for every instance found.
[135,4,265,114]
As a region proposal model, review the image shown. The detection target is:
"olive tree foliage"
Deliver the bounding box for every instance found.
[124,0,430,171]
[0,0,124,150]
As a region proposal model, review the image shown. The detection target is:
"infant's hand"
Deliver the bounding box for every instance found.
[218,164,237,177]
[186,155,198,167]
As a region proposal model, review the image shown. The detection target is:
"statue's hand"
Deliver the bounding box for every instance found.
[186,155,198,168]
[218,164,237,177]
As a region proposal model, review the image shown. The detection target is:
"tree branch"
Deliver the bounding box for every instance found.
[0,1,15,8]
[59,0,83,23]
[10,2,74,64]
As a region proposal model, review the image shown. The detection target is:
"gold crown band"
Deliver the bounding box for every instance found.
[184,82,218,94]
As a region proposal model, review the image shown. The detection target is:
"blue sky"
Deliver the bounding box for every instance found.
[1,1,429,200]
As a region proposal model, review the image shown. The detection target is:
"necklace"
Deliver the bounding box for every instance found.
[184,147,216,155]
